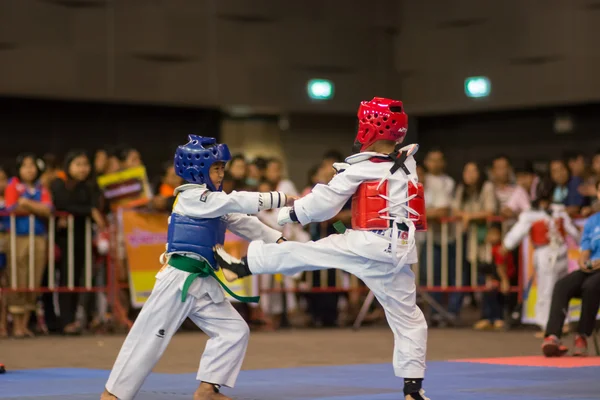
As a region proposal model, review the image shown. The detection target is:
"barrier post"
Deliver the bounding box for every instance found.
[48,216,56,289]
[9,215,16,289]
[28,215,35,290]
[455,222,463,288]
[441,221,448,288]
[67,215,75,289]
[85,218,93,290]
[426,229,434,287]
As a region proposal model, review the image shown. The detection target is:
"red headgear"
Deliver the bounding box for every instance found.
[354,97,408,153]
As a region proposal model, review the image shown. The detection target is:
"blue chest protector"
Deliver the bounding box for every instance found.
[166,213,226,270]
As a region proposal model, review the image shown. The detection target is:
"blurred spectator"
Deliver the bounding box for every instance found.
[421,149,460,322]
[514,162,540,202]
[416,162,426,186]
[93,149,109,177]
[302,165,322,197]
[549,158,585,216]
[246,157,267,189]
[453,162,497,278]
[227,154,247,191]
[503,179,580,335]
[50,150,105,334]
[265,158,298,196]
[151,162,182,212]
[473,223,515,330]
[580,149,600,216]
[118,146,143,170]
[453,161,497,230]
[543,180,600,357]
[0,166,8,338]
[106,145,142,174]
[39,153,64,189]
[316,149,345,187]
[221,171,236,194]
[491,155,530,219]
[4,153,52,338]
[564,151,587,180]
[322,150,345,166]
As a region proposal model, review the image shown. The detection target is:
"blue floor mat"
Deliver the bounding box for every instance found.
[1,361,599,399]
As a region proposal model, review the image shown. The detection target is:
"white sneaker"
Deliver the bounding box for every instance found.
[405,389,430,400]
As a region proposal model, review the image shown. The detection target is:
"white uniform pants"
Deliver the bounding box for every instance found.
[533,245,569,330]
[105,277,249,400]
[247,233,427,379]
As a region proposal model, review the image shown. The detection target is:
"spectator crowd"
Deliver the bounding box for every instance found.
[0,143,599,356]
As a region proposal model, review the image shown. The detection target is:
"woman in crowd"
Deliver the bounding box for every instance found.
[50,150,105,334]
[452,161,498,321]
[228,154,247,191]
[549,158,585,217]
[246,157,267,189]
[4,154,52,338]
[542,180,600,357]
[264,157,298,196]
[93,149,109,177]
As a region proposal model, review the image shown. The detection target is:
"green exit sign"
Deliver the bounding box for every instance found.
[465,76,491,98]
[307,79,334,100]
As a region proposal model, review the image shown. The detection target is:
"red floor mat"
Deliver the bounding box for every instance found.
[450,355,600,368]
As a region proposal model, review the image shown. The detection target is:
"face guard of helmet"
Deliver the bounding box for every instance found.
[174,135,232,191]
[353,97,408,153]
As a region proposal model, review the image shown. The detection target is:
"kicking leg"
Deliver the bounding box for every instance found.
[103,278,195,400]
[215,236,429,398]
[188,295,250,400]
[214,236,359,282]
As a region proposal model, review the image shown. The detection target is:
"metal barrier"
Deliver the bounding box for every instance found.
[0,212,102,294]
[0,211,122,334]
[416,216,521,293]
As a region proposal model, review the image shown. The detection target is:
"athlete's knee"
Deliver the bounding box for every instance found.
[229,318,250,346]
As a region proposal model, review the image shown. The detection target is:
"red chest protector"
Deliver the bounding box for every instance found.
[351,180,427,231]
[530,218,566,246]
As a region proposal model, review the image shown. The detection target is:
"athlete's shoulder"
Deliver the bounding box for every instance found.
[173,184,210,206]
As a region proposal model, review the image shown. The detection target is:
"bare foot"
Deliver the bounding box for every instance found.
[100,388,118,399]
[193,383,231,400]
[222,268,239,282]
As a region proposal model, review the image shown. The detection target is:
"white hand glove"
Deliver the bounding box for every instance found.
[332,162,350,174]
[277,207,294,226]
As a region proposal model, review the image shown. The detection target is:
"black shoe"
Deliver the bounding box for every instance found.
[213,246,252,279]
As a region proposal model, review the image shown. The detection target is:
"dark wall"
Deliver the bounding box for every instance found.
[416,104,600,179]
[0,97,220,179]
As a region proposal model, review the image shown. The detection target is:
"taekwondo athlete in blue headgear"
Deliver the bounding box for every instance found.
[102,135,294,400]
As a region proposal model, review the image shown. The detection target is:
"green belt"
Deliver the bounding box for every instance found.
[168,254,260,304]
[333,221,347,233]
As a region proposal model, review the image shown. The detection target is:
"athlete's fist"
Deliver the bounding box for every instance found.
[285,195,298,207]
[277,207,294,225]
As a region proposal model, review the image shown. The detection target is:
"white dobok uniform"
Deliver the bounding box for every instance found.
[105,184,283,400]
[246,146,428,379]
[503,204,580,329]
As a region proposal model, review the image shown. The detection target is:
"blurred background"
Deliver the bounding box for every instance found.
[1,0,600,355]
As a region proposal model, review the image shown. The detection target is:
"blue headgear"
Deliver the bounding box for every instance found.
[174,135,231,191]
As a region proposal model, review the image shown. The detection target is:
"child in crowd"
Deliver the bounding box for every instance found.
[473,223,515,330]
